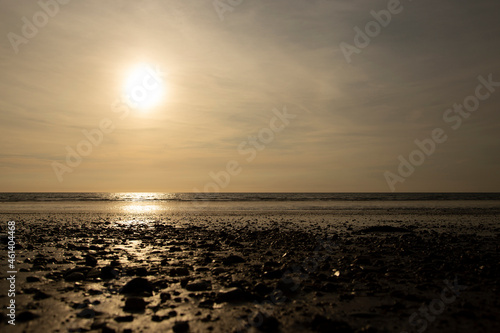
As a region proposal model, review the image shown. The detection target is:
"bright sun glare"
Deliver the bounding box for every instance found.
[123,64,165,110]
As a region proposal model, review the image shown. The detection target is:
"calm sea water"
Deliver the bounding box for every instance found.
[0,193,499,213]
[1,192,500,202]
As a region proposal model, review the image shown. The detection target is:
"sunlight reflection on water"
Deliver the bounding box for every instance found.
[122,203,160,214]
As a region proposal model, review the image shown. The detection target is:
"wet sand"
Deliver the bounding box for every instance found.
[1,207,499,332]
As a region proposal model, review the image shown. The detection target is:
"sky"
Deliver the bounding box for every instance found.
[0,0,499,192]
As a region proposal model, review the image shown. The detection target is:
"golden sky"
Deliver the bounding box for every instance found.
[1,0,499,192]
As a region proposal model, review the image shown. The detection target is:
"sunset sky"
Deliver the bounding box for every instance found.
[1,0,499,192]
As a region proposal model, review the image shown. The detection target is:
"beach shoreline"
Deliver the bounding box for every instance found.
[1,206,499,332]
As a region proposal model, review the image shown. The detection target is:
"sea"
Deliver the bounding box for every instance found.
[0,192,499,214]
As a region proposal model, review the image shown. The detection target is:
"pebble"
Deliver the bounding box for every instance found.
[185,280,212,292]
[120,277,153,295]
[26,276,41,283]
[123,297,147,312]
[222,255,246,265]
[216,287,247,303]
[172,321,190,333]
[64,272,85,282]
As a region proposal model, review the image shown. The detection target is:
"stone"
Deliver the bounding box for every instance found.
[216,287,246,303]
[65,272,85,282]
[223,255,246,265]
[26,276,40,283]
[185,280,212,292]
[120,278,153,295]
[169,267,190,277]
[172,321,190,333]
[123,297,147,312]
[85,254,98,267]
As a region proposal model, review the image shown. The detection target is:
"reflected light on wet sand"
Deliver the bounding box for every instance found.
[122,203,160,214]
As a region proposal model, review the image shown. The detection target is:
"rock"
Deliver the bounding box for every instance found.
[180,277,191,288]
[277,279,299,294]
[85,254,98,267]
[160,292,171,302]
[216,287,246,303]
[120,278,153,295]
[123,297,147,312]
[101,266,119,279]
[211,267,226,275]
[199,298,214,308]
[185,280,212,292]
[254,283,273,296]
[263,269,282,279]
[77,308,96,318]
[26,276,41,283]
[114,315,134,322]
[17,311,39,322]
[91,320,116,333]
[169,267,190,277]
[33,290,51,300]
[86,267,101,279]
[263,261,280,270]
[223,255,246,265]
[172,321,190,333]
[251,312,280,332]
[65,272,85,282]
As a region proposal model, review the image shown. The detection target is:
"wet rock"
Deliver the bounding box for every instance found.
[276,279,299,294]
[86,267,101,279]
[211,267,226,275]
[160,292,171,302]
[216,287,247,303]
[169,267,190,277]
[251,312,280,332]
[120,277,153,295]
[26,276,41,283]
[33,290,51,300]
[223,255,246,265]
[263,269,282,279]
[185,280,212,292]
[263,261,280,270]
[77,308,96,318]
[85,254,98,267]
[199,298,214,308]
[124,297,147,312]
[65,272,85,282]
[152,315,167,322]
[180,277,191,288]
[91,319,116,333]
[114,315,134,322]
[254,282,273,296]
[45,272,63,281]
[101,265,119,279]
[17,311,39,322]
[172,320,190,333]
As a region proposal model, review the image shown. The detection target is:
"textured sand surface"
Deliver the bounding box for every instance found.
[1,207,499,332]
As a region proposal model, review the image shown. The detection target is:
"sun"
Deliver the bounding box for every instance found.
[123,64,165,110]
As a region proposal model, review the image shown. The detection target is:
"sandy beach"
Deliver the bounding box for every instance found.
[1,201,499,333]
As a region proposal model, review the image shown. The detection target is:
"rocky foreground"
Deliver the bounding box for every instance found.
[1,210,499,332]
